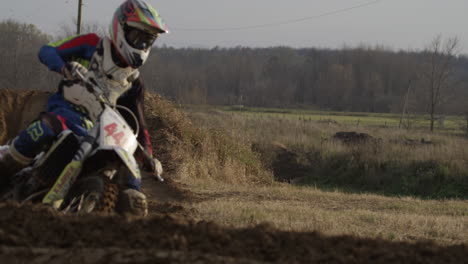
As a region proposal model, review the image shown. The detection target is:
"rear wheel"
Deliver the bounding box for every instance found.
[79,181,118,214]
[63,174,119,214]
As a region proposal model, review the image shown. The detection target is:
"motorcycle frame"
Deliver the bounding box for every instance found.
[42,105,141,209]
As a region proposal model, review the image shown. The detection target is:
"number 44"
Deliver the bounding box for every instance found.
[104,122,127,146]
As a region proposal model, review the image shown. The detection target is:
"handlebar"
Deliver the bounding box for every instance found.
[74,70,109,106]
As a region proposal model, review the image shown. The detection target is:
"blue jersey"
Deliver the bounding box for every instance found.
[39,33,99,73]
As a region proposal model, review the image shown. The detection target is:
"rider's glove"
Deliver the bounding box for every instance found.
[137,148,163,180]
[142,156,164,178]
[62,62,88,80]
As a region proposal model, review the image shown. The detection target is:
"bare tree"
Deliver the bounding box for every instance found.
[0,20,53,90]
[420,35,461,132]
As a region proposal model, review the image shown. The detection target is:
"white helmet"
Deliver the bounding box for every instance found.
[109,0,168,68]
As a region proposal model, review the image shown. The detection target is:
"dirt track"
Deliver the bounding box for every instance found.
[0,201,466,264]
[0,90,467,263]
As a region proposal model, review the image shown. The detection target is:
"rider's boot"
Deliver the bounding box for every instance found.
[117,189,148,217]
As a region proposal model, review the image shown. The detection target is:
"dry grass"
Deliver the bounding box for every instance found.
[175,106,468,245]
[144,94,273,185]
[187,109,468,168]
[187,181,468,245]
[186,109,468,199]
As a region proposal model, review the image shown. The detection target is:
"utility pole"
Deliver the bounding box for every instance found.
[77,0,83,34]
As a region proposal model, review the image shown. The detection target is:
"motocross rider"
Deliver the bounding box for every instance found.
[0,0,167,216]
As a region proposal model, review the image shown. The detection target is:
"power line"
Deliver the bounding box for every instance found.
[173,0,383,32]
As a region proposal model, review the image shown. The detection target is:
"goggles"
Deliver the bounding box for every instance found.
[124,25,158,50]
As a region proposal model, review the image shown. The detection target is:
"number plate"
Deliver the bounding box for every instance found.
[99,106,138,154]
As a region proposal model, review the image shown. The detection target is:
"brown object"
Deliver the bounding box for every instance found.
[0,89,51,144]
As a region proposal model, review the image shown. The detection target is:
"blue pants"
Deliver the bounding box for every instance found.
[12,93,141,190]
[13,97,90,158]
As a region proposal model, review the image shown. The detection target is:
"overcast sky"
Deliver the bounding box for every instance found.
[2,0,468,54]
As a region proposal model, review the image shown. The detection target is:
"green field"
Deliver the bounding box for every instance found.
[217,106,467,133]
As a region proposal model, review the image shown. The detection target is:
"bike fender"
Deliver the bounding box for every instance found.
[89,146,141,180]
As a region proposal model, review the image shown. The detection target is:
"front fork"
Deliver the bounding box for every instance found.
[42,125,98,209]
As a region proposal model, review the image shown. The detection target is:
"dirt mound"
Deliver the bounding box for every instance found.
[144,93,272,185]
[0,89,51,144]
[333,131,376,144]
[252,142,310,184]
[0,203,466,263]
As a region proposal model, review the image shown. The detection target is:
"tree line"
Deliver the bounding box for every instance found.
[0,20,56,92]
[145,45,468,115]
[1,20,467,120]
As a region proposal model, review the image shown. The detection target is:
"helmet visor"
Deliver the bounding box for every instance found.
[124,25,158,50]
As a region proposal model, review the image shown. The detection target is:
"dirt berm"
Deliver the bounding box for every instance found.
[0,90,466,263]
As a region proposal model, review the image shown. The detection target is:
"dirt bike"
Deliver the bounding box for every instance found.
[0,70,162,214]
